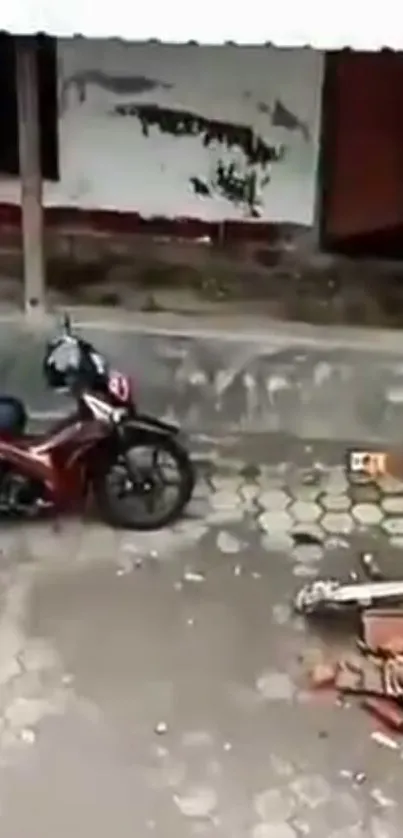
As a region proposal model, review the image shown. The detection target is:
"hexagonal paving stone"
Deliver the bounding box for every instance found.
[261,533,294,552]
[352,503,383,526]
[320,493,351,512]
[210,490,241,511]
[290,500,321,523]
[321,466,349,496]
[211,475,243,494]
[321,513,354,535]
[381,495,403,515]
[258,489,291,511]
[382,517,403,536]
[378,474,403,494]
[349,483,380,504]
[288,474,322,501]
[258,510,293,534]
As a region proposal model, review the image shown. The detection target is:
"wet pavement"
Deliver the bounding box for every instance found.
[0,441,402,836]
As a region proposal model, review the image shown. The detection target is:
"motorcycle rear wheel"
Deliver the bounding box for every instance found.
[95,435,195,530]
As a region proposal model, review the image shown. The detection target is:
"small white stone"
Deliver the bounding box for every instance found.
[216,531,242,554]
[290,501,321,523]
[321,494,351,512]
[173,785,217,818]
[183,570,205,583]
[352,504,383,525]
[259,490,291,511]
[321,513,354,535]
[155,721,168,735]
[20,727,36,745]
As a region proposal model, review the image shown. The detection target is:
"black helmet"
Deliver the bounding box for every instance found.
[43,315,109,393]
[43,335,83,391]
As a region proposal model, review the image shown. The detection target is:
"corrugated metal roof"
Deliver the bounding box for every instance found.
[1,1,402,48]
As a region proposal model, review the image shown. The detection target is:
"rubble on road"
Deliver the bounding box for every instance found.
[298,550,403,731]
[294,551,403,616]
[294,578,403,615]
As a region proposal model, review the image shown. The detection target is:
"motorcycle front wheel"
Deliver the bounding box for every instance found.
[95,435,196,530]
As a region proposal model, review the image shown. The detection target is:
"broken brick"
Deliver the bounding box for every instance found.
[362,609,403,654]
[362,696,403,732]
[335,656,384,695]
[309,663,336,689]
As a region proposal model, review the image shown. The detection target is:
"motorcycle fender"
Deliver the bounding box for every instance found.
[126,414,180,437]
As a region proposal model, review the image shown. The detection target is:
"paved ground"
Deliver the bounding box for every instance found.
[0,441,402,836]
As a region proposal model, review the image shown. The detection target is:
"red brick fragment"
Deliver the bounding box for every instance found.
[309,663,336,689]
[362,696,403,732]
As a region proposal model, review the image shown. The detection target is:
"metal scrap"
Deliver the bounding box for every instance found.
[294,578,403,615]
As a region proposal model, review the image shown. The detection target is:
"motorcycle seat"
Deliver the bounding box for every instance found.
[0,396,27,436]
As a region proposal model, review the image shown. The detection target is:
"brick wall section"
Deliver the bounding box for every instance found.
[1,222,403,328]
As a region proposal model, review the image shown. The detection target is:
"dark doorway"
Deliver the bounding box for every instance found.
[0,33,59,181]
[320,50,403,258]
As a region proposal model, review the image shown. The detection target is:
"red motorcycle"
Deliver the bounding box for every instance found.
[0,315,195,529]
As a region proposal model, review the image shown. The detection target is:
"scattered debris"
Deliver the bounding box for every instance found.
[183,570,205,583]
[370,730,399,750]
[302,573,403,731]
[370,787,395,808]
[363,697,403,731]
[359,552,383,581]
[173,785,218,818]
[154,721,168,735]
[353,771,367,785]
[234,564,242,577]
[308,662,336,690]
[362,609,403,655]
[294,578,403,615]
[216,530,242,554]
[20,727,36,745]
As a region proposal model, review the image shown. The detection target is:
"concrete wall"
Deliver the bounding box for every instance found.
[0,41,323,225]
